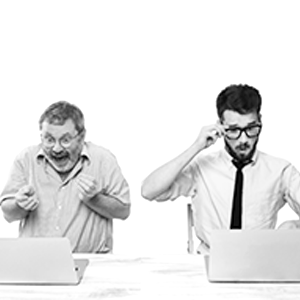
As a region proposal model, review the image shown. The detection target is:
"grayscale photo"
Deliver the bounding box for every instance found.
[0,1,300,299]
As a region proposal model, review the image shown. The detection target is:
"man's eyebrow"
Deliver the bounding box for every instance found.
[60,133,73,138]
[225,124,239,129]
[43,132,72,138]
[225,121,259,129]
[247,121,259,126]
[43,132,54,137]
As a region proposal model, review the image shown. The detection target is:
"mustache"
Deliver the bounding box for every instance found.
[224,139,257,162]
[236,143,250,151]
[49,151,69,159]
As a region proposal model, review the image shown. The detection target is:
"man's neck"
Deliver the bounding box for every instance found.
[58,171,71,182]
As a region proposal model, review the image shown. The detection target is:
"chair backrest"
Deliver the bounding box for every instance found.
[187,203,194,254]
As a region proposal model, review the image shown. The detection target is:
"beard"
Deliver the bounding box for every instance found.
[44,149,76,174]
[224,138,258,162]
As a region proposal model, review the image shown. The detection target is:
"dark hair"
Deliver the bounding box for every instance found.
[39,101,85,133]
[216,84,262,120]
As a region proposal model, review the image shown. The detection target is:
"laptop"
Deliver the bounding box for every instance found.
[0,237,89,285]
[205,230,300,283]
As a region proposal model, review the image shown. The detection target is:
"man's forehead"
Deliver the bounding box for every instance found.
[41,119,76,134]
[222,110,259,126]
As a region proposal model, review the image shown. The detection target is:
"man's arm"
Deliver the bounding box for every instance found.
[1,199,29,222]
[141,124,224,200]
[77,172,130,220]
[1,185,39,222]
[83,193,130,220]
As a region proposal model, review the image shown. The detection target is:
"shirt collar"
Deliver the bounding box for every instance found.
[36,143,91,164]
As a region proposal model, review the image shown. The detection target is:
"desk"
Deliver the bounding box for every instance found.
[0,254,300,299]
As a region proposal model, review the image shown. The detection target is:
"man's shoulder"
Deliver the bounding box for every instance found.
[15,145,41,161]
[188,149,223,170]
[194,149,224,164]
[256,150,291,168]
[84,142,117,161]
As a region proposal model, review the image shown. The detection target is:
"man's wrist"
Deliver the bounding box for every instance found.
[191,141,205,156]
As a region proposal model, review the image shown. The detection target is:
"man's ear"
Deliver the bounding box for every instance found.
[79,129,86,141]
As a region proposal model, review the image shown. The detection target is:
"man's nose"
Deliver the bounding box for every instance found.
[239,130,248,143]
[52,140,63,153]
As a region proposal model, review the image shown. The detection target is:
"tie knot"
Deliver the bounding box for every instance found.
[232,159,252,170]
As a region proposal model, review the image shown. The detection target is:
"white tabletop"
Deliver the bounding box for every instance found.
[0,254,299,299]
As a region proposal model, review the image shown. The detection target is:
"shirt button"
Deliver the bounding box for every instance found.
[58,205,62,210]
[55,226,60,231]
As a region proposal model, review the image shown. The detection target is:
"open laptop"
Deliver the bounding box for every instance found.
[0,238,89,285]
[205,230,300,283]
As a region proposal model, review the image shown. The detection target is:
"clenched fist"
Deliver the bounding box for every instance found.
[77,174,99,202]
[15,185,39,211]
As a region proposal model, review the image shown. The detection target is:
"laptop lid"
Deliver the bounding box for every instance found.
[206,230,300,283]
[0,238,88,285]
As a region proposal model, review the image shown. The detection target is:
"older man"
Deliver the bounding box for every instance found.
[142,84,300,253]
[1,101,130,253]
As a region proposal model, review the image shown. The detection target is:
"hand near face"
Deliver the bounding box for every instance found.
[77,174,99,202]
[195,123,224,151]
[15,185,39,211]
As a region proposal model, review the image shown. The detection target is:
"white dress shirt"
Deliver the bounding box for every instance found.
[153,149,300,253]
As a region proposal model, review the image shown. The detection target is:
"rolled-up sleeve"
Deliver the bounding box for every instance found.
[283,164,300,216]
[153,162,198,202]
[0,154,28,205]
[99,153,130,205]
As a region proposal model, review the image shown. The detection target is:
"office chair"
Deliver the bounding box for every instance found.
[187,203,194,254]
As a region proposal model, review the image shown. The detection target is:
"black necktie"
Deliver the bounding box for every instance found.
[230,159,251,229]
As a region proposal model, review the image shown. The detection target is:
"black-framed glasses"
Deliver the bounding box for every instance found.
[41,132,82,148]
[224,124,262,140]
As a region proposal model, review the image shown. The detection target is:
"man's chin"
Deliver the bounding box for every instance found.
[50,159,73,173]
[235,150,252,161]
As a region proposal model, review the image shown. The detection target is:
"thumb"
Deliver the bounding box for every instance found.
[23,185,35,196]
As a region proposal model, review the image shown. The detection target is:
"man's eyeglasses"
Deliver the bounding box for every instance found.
[41,132,81,148]
[224,124,262,140]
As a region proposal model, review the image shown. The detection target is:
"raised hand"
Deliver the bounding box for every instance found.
[15,185,39,211]
[194,123,225,151]
[77,174,99,202]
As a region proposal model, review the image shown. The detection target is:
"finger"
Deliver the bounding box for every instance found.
[206,134,218,146]
[79,173,95,183]
[77,178,91,193]
[17,197,37,211]
[78,177,93,188]
[16,194,28,203]
[20,185,35,196]
[206,128,220,142]
[77,183,87,200]
[77,182,86,194]
[208,124,223,137]
[215,123,225,136]
[78,176,96,192]
[26,185,35,196]
[27,198,39,211]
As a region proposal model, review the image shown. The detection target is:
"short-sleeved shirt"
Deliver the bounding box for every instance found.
[0,142,130,253]
[152,149,300,253]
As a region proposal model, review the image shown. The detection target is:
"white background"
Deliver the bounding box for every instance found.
[0,0,299,255]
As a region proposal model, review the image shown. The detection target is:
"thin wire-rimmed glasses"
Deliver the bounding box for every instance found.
[224,124,262,140]
[41,132,82,148]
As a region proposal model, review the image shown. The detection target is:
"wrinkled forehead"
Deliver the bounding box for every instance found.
[40,119,77,136]
[222,110,260,127]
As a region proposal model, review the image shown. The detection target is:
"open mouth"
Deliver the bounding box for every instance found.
[50,154,69,165]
